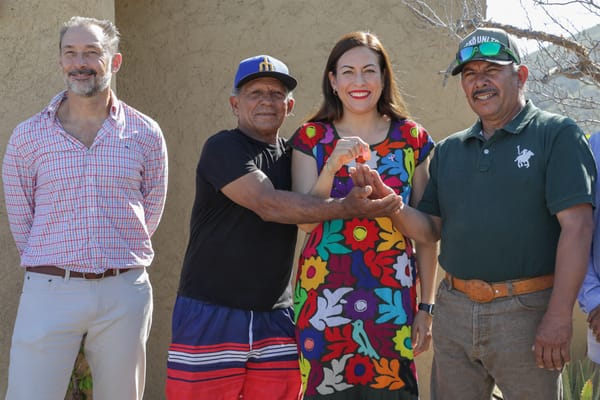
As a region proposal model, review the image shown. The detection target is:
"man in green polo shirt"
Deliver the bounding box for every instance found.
[353,27,596,399]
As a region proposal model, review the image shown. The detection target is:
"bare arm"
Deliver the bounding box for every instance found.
[292,138,370,232]
[534,203,594,370]
[412,239,438,356]
[391,157,441,242]
[395,205,441,243]
[221,168,400,225]
[407,160,439,356]
[291,150,329,232]
[351,162,441,242]
[405,161,439,310]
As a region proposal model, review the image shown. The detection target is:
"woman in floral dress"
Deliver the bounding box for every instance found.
[290,31,438,399]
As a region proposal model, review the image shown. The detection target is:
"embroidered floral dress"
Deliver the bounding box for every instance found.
[290,120,434,399]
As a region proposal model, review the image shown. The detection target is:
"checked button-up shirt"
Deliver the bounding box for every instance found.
[2,91,168,273]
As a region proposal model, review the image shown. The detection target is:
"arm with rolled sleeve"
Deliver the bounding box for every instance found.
[578,133,600,346]
[579,249,600,347]
[577,134,600,313]
[579,132,600,315]
[2,138,35,254]
[142,129,168,237]
[579,250,600,315]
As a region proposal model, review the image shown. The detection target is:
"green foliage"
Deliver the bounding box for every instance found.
[562,358,600,400]
[66,340,93,400]
[582,380,594,400]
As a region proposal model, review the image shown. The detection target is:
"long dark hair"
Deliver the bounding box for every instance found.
[308,31,410,123]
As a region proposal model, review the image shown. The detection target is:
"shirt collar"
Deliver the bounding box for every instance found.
[43,89,124,126]
[461,100,535,142]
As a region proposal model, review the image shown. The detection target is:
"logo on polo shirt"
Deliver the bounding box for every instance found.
[514,145,534,168]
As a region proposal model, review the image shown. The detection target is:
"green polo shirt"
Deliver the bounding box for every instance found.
[418,101,595,282]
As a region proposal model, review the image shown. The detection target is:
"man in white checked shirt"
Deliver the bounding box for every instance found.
[2,16,167,400]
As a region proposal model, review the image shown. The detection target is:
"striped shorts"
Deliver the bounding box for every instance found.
[166,296,302,400]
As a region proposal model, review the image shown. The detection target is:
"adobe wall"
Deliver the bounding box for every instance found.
[0,0,115,394]
[0,1,587,398]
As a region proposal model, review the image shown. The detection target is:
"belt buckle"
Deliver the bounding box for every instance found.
[82,271,105,280]
[464,279,495,303]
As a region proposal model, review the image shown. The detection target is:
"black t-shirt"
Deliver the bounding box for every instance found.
[177,128,298,310]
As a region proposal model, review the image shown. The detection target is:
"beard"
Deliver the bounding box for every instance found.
[64,68,111,97]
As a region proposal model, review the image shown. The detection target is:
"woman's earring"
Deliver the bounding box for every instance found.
[333,88,338,96]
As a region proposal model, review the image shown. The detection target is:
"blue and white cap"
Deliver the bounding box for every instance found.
[233,55,297,90]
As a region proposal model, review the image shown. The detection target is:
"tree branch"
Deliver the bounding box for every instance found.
[400,0,600,132]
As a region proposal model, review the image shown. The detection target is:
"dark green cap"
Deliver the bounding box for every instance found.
[452,27,522,75]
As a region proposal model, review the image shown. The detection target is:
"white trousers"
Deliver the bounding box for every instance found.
[5,268,153,400]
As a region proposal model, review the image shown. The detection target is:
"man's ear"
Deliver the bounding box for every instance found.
[517,64,529,87]
[286,98,295,115]
[111,53,123,73]
[229,95,239,116]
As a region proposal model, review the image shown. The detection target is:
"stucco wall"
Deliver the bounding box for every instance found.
[0,0,588,399]
[0,0,115,395]
[115,1,471,398]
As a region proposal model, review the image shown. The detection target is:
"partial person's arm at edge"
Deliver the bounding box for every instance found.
[221,169,400,225]
[578,253,600,315]
[577,195,600,338]
[579,253,600,340]
[577,131,600,338]
[534,203,594,370]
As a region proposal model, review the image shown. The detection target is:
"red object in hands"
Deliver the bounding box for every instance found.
[356,149,370,164]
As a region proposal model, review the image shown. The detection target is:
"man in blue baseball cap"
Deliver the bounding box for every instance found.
[165,55,402,400]
[232,54,298,91]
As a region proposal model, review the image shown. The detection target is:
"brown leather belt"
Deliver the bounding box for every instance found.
[26,266,131,280]
[446,273,554,303]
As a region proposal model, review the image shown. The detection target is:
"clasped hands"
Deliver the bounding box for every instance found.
[330,137,404,219]
[350,163,402,208]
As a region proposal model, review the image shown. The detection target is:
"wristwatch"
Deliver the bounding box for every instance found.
[418,302,435,316]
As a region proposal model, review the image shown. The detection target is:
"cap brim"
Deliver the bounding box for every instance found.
[451,58,514,76]
[235,71,297,90]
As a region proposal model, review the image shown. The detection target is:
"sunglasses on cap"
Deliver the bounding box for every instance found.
[456,42,519,64]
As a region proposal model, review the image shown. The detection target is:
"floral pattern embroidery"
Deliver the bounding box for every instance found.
[290,120,434,397]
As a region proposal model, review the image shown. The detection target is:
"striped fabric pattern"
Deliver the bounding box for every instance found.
[166,296,302,399]
[2,91,168,272]
[168,338,299,369]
